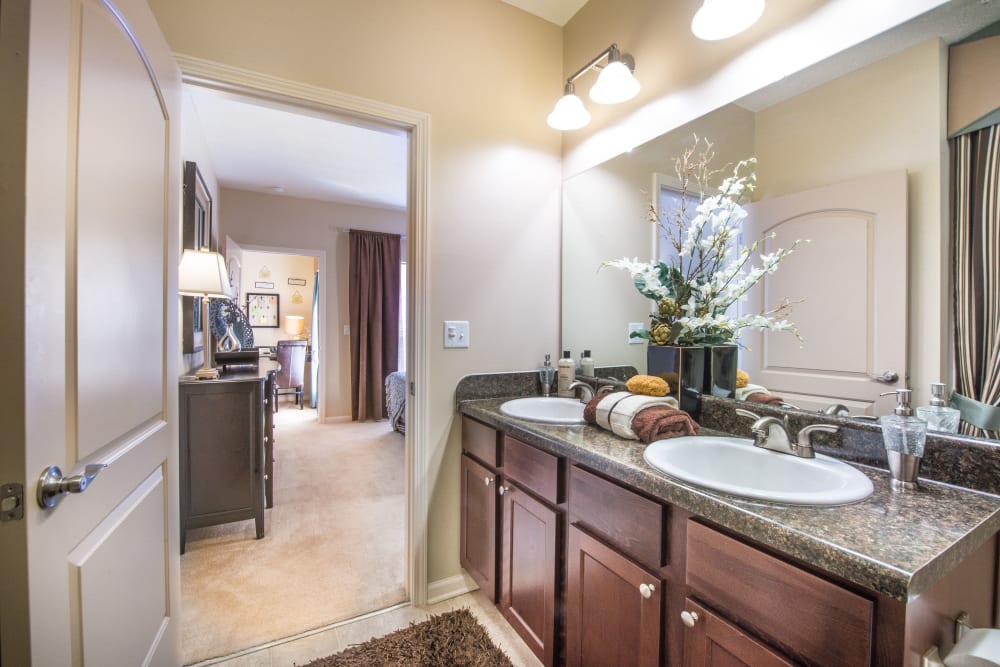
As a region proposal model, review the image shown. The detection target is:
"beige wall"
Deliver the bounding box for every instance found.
[222,189,406,420]
[754,39,949,405]
[239,249,315,348]
[149,0,563,585]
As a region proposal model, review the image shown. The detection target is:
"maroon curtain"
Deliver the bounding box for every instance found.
[349,230,401,421]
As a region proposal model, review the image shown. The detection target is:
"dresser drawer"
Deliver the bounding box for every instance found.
[462,416,501,469]
[686,521,874,666]
[503,435,563,505]
[568,465,666,568]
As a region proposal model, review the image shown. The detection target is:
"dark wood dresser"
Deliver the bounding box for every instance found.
[178,362,276,553]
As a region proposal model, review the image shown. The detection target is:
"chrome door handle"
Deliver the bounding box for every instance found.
[871,371,899,384]
[37,464,107,509]
[639,583,655,599]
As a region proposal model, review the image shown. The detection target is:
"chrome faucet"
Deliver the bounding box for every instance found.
[821,403,851,417]
[735,409,839,458]
[568,380,595,403]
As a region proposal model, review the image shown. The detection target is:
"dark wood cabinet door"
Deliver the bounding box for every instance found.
[566,525,662,667]
[683,599,795,667]
[460,454,499,601]
[500,481,559,667]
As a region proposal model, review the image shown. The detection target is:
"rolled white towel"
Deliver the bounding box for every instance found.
[736,384,770,401]
[609,394,678,440]
[595,392,631,430]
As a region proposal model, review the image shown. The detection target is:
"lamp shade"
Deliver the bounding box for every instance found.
[284,315,305,336]
[178,249,232,298]
[691,0,765,40]
[589,60,640,104]
[547,92,591,131]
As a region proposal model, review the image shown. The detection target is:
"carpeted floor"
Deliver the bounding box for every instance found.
[181,409,407,664]
[301,609,514,667]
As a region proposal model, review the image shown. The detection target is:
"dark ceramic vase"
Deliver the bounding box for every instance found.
[646,345,706,416]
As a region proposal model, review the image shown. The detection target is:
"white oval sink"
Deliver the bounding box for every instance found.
[499,397,586,424]
[643,436,874,505]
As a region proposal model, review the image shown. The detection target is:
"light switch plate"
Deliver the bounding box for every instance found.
[444,320,470,349]
[627,322,646,344]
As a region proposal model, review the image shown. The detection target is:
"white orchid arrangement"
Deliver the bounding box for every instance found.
[605,137,804,347]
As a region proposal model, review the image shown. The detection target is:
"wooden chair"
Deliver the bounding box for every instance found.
[274,339,307,410]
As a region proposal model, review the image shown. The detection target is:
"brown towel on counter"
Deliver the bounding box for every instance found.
[746,392,785,405]
[632,405,700,443]
[583,394,603,425]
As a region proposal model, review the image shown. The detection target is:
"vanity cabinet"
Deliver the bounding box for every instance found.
[460,416,502,601]
[499,434,564,667]
[566,525,662,667]
[682,599,794,667]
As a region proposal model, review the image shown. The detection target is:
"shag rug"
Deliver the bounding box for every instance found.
[300,609,514,667]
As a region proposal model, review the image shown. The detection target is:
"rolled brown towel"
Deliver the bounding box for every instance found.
[746,392,785,405]
[583,394,604,425]
[632,405,700,443]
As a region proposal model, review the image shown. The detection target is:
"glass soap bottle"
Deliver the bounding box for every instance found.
[539,355,556,397]
[880,388,926,491]
[915,382,960,433]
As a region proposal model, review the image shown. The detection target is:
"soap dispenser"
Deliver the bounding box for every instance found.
[557,350,575,398]
[539,355,556,397]
[580,350,595,377]
[880,388,927,491]
[915,382,960,434]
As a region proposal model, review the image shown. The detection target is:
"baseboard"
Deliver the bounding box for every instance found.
[324,415,352,423]
[427,572,479,605]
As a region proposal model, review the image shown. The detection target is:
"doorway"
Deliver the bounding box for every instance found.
[181,62,427,664]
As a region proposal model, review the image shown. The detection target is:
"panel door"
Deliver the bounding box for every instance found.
[683,600,795,667]
[500,481,559,667]
[741,171,907,415]
[0,1,182,665]
[566,525,662,667]
[460,453,499,601]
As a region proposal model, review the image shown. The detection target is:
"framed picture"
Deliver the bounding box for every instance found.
[182,161,214,354]
[254,281,275,289]
[288,278,307,286]
[247,292,280,327]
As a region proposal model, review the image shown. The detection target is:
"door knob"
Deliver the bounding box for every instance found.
[639,583,655,599]
[37,464,107,509]
[871,371,899,384]
[681,610,700,628]
[484,477,493,486]
[498,485,510,496]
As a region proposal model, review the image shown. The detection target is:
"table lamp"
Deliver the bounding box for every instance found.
[284,315,305,340]
[179,249,233,379]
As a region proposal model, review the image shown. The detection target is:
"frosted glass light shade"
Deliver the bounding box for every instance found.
[547,93,591,131]
[589,61,640,104]
[691,0,765,40]
[178,249,232,298]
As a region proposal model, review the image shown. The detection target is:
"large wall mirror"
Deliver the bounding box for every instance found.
[561,3,999,436]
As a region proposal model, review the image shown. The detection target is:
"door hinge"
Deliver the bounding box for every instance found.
[1,483,24,521]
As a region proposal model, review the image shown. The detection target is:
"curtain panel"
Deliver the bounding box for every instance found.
[951,124,1000,438]
[349,230,401,421]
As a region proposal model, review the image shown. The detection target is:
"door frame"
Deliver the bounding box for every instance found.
[174,55,431,605]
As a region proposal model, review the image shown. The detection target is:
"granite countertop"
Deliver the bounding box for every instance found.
[459,397,1000,602]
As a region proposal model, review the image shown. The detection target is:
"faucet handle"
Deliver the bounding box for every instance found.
[735,408,760,422]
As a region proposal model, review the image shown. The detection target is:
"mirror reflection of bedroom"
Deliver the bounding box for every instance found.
[177,83,410,665]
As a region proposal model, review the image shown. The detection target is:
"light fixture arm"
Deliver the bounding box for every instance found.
[564,43,635,86]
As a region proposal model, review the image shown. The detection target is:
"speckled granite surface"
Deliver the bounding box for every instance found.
[455,367,637,403]
[459,396,1000,602]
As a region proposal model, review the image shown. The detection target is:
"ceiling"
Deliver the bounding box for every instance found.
[500,0,590,26]
[186,85,408,211]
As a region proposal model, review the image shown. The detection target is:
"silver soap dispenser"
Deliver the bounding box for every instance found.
[880,388,927,491]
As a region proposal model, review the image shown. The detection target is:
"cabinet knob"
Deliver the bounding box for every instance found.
[681,610,700,628]
[639,582,655,599]
[499,485,510,496]
[484,477,493,486]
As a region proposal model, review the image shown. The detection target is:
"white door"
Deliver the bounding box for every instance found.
[740,171,908,416]
[0,1,182,665]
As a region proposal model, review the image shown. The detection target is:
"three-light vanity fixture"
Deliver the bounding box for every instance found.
[547,0,766,130]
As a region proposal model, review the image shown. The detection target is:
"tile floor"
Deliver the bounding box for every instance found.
[191,590,543,667]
